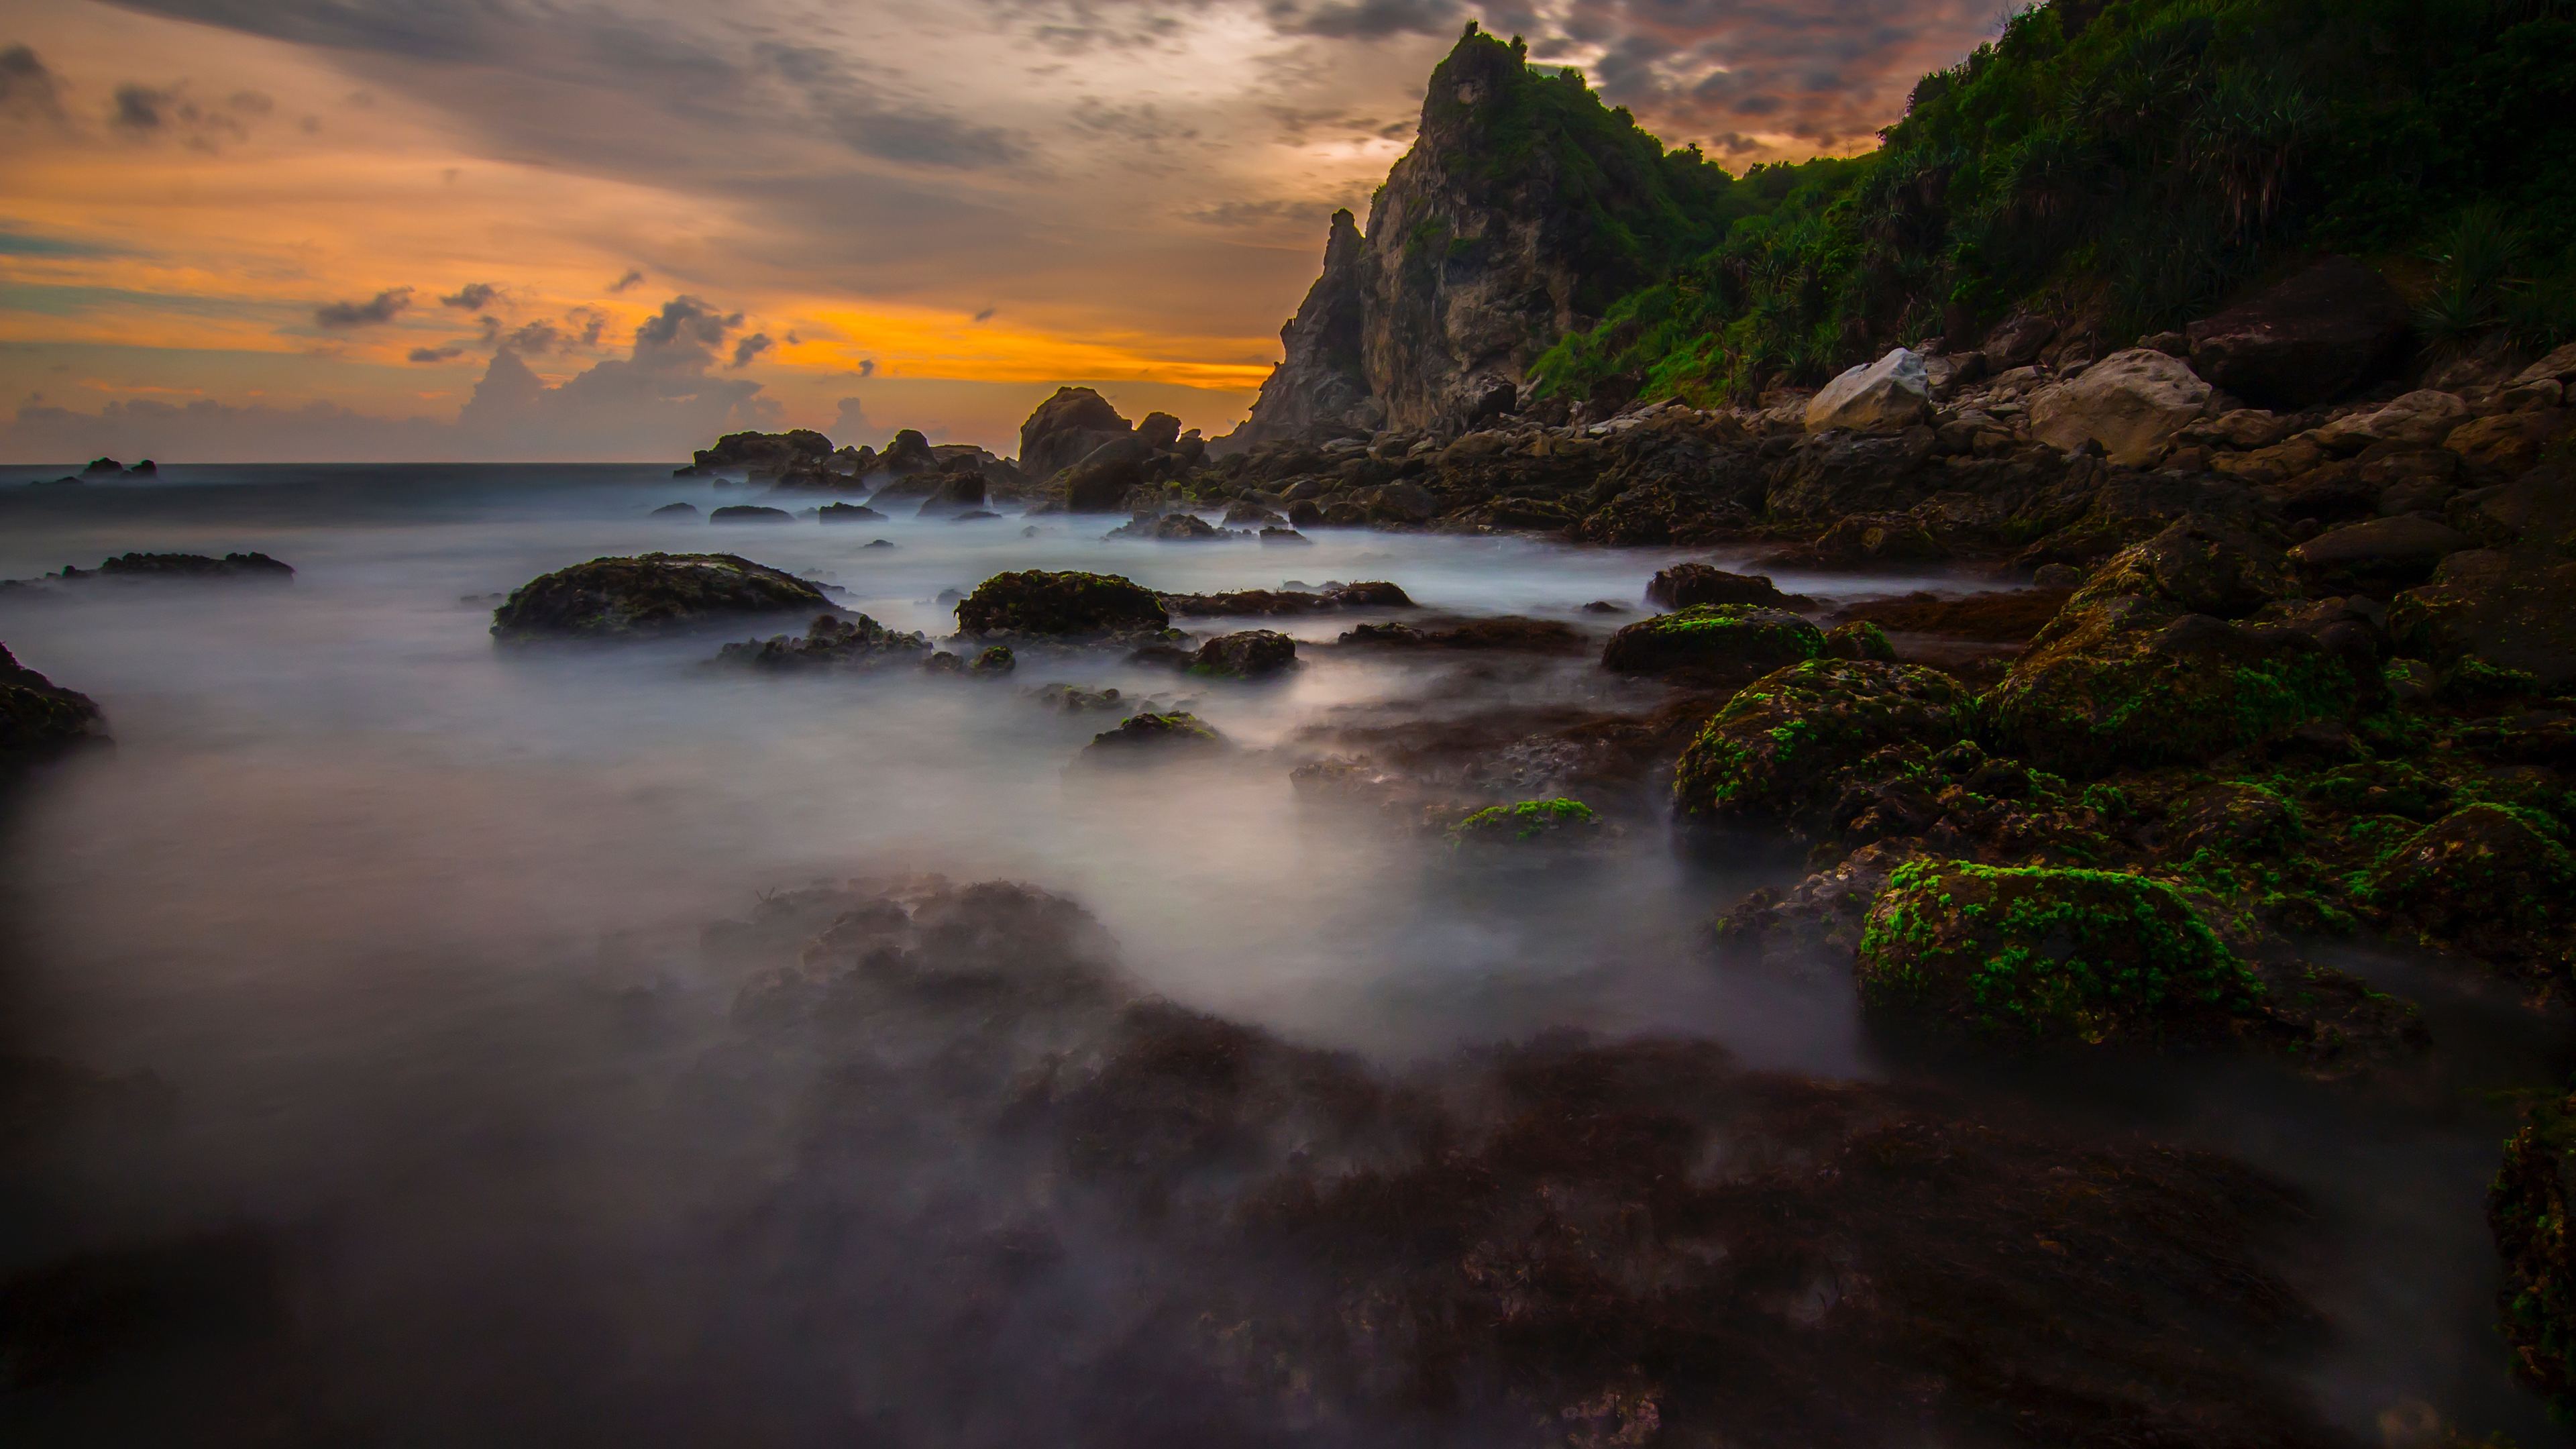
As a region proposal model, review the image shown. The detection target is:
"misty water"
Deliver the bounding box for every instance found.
[0,464,2565,1445]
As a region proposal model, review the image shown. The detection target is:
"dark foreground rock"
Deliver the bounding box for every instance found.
[710,505,794,525]
[490,553,837,642]
[1161,581,1412,616]
[1189,631,1297,679]
[2495,1091,2576,1415]
[954,571,1169,641]
[1,643,105,760]
[1601,604,1824,682]
[716,614,930,671]
[1646,563,1799,609]
[1080,712,1224,758]
[28,551,295,584]
[1672,659,1973,828]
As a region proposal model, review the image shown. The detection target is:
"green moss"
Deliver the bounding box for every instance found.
[1448,797,1602,847]
[1672,658,1973,823]
[1858,859,2265,1045]
[1601,603,1825,678]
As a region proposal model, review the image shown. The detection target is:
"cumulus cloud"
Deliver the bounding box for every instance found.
[729,332,773,368]
[0,44,66,121]
[831,394,869,440]
[314,286,413,327]
[441,282,498,309]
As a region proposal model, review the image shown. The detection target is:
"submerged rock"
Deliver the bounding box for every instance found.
[1161,581,1413,616]
[650,502,700,519]
[954,570,1169,640]
[1858,860,2265,1046]
[1081,711,1225,758]
[1338,616,1585,653]
[0,642,106,760]
[1644,563,1794,610]
[710,504,794,525]
[491,553,837,642]
[1600,604,1823,682]
[716,613,931,671]
[1189,630,1297,679]
[816,502,886,524]
[36,551,296,584]
[1445,797,1603,851]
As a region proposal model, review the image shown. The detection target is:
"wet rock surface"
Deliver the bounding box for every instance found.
[953,570,1169,641]
[490,553,838,642]
[0,641,105,761]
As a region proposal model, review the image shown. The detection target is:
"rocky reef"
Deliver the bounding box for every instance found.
[490,553,838,642]
[0,642,105,762]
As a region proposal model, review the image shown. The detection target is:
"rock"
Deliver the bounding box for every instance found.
[1161,581,1412,616]
[1763,429,1937,524]
[972,645,1016,675]
[1823,621,1896,661]
[651,502,700,518]
[954,570,1169,639]
[1081,712,1225,758]
[1981,315,2057,371]
[1190,630,1297,679]
[2493,1089,2576,1414]
[2028,348,2212,466]
[1361,481,1439,525]
[710,504,794,524]
[2313,390,2471,452]
[1222,209,1372,449]
[2068,517,2293,619]
[2445,408,2568,477]
[492,553,837,642]
[914,469,987,517]
[1260,527,1313,546]
[873,429,938,478]
[2510,343,2576,388]
[1858,860,2265,1045]
[2372,804,2573,948]
[1446,798,1603,851]
[1019,386,1136,480]
[2184,257,2408,408]
[1646,563,1794,610]
[716,613,932,671]
[2289,515,2468,588]
[1671,658,1973,825]
[81,456,124,475]
[1600,604,1825,682]
[1108,512,1230,542]
[951,510,1002,523]
[2388,559,2576,685]
[817,502,886,523]
[1222,501,1288,528]
[1,642,106,760]
[1337,616,1585,653]
[1984,594,2361,775]
[2184,408,2294,451]
[1136,412,1183,450]
[2165,781,2304,858]
[1061,435,1152,513]
[1805,348,1931,433]
[692,429,833,474]
[70,552,297,582]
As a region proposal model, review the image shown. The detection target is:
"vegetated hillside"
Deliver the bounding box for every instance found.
[1530,0,2576,407]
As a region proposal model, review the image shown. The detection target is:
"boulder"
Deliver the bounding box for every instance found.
[710,505,794,524]
[1189,630,1297,679]
[1671,658,1973,825]
[1600,604,1825,682]
[2372,804,2573,947]
[1,642,106,759]
[2388,559,2576,685]
[1260,527,1311,546]
[1823,621,1896,661]
[2510,343,2576,388]
[1981,315,2057,372]
[716,613,931,671]
[1019,386,1135,480]
[1805,348,1930,433]
[1856,861,2265,1045]
[2028,348,2212,466]
[953,570,1169,639]
[2313,390,2471,452]
[1081,712,1225,758]
[876,429,938,476]
[1136,411,1182,450]
[2068,518,2294,620]
[2492,1088,2576,1414]
[651,502,700,519]
[491,553,837,642]
[2445,408,2569,477]
[816,502,885,524]
[1061,436,1152,513]
[2289,515,2468,588]
[1646,564,1793,610]
[914,469,987,517]
[2184,257,2408,408]
[692,429,833,474]
[1984,595,2362,775]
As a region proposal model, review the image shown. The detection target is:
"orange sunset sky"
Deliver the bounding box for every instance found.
[1,0,2005,462]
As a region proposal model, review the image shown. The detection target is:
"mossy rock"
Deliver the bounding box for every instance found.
[1982,596,2361,775]
[1600,604,1823,682]
[1447,798,1601,849]
[2371,804,2573,944]
[2065,519,2294,620]
[2493,1090,2576,1414]
[491,553,834,642]
[1857,859,2266,1046]
[1189,630,1297,679]
[0,643,105,759]
[956,570,1169,638]
[972,645,1016,675]
[1822,621,1896,661]
[2164,782,2303,859]
[1083,712,1224,757]
[716,612,930,670]
[1672,658,1973,825]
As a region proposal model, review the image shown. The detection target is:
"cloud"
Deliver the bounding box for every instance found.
[607,268,645,293]
[1283,0,1462,40]
[972,306,996,323]
[313,286,413,327]
[0,44,66,121]
[729,332,773,368]
[503,320,563,353]
[441,282,498,309]
[1183,197,1330,229]
[855,358,877,378]
[407,344,466,362]
[831,394,869,441]
[634,294,741,356]
[107,80,273,148]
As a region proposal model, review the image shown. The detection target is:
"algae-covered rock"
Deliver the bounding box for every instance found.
[2371,804,2573,947]
[1189,630,1297,679]
[2492,1091,2576,1414]
[716,613,930,671]
[1646,563,1794,610]
[1672,659,1974,824]
[1446,798,1602,850]
[1822,621,1896,661]
[2165,782,2303,859]
[1082,712,1224,757]
[955,570,1169,639]
[1600,604,1823,681]
[1856,860,2265,1045]
[1983,596,2360,775]
[492,553,837,642]
[2065,518,2293,621]
[2388,559,2576,686]
[1,642,105,759]
[972,645,1016,676]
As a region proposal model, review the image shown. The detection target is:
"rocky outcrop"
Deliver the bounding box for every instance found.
[690,429,832,475]
[1020,388,1135,481]
[1,642,106,761]
[2027,349,2211,466]
[716,613,931,671]
[1189,630,1297,679]
[710,505,793,524]
[1806,349,1930,433]
[1645,564,1794,610]
[490,553,836,642]
[1600,604,1824,682]
[1235,27,1720,440]
[2184,257,2408,409]
[953,570,1169,639]
[47,551,295,582]
[1671,658,1972,827]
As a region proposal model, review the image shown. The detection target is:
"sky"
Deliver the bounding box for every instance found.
[0,0,2008,462]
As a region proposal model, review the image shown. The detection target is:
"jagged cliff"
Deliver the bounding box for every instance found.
[1236,25,1724,441]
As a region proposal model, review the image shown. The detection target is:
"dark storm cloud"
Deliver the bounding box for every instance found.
[314,286,413,327]
[0,44,66,121]
[634,294,743,359]
[441,282,498,309]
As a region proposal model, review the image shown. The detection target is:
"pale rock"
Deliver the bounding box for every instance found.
[2313,390,2471,452]
[1805,348,1931,433]
[2027,348,2213,466]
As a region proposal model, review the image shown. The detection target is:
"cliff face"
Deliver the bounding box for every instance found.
[1237,26,1721,440]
